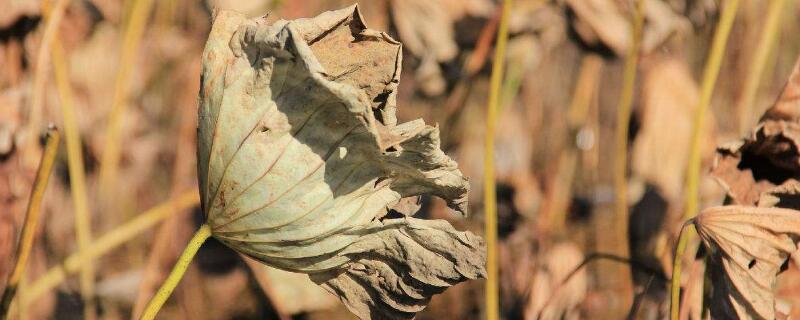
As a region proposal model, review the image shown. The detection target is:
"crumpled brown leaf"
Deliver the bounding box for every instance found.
[711,58,800,207]
[389,0,459,96]
[632,58,716,202]
[761,59,800,123]
[197,5,485,319]
[524,242,586,320]
[565,0,689,56]
[694,206,800,319]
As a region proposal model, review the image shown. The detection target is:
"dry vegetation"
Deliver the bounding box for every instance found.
[1,0,800,319]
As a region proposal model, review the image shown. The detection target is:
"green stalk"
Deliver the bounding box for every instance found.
[139,224,212,320]
[671,1,740,319]
[484,0,512,319]
[612,0,645,291]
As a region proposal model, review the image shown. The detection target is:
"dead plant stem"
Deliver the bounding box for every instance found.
[736,0,788,132]
[98,0,157,199]
[671,1,740,319]
[484,0,512,319]
[0,128,60,319]
[23,192,200,306]
[612,0,645,311]
[52,39,97,320]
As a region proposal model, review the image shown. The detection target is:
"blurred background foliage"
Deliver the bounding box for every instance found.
[0,0,799,319]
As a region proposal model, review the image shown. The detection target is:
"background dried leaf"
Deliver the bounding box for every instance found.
[695,206,800,319]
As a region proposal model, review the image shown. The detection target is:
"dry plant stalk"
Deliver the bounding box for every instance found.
[735,0,789,133]
[23,0,67,168]
[141,5,486,320]
[98,0,157,198]
[694,206,800,319]
[0,128,59,319]
[611,0,644,306]
[543,54,602,233]
[484,1,512,319]
[22,192,199,306]
[671,0,740,318]
[52,40,97,320]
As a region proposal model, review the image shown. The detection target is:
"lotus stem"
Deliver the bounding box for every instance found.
[52,39,97,320]
[671,220,697,320]
[98,0,157,198]
[484,0,512,319]
[23,0,67,167]
[672,0,740,318]
[23,192,199,306]
[736,0,788,133]
[139,224,212,320]
[0,128,60,319]
[612,0,644,302]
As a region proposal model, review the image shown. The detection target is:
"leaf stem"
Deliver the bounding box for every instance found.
[23,0,67,168]
[98,0,157,198]
[23,192,200,306]
[484,0,512,319]
[139,224,212,320]
[612,0,645,302]
[736,0,788,133]
[670,220,696,320]
[0,128,60,319]
[671,0,739,319]
[52,38,97,320]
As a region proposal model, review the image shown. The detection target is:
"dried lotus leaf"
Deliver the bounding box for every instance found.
[695,206,800,319]
[197,5,485,319]
[712,57,800,208]
[761,59,800,123]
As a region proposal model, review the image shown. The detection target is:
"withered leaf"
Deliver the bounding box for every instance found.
[695,206,800,319]
[761,59,800,123]
[197,5,485,319]
[524,242,586,320]
[712,57,800,208]
[565,0,688,56]
[632,58,715,202]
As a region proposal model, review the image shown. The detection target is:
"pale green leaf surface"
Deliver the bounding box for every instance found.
[197,5,485,319]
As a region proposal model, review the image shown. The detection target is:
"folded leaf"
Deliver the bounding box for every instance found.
[197,5,485,319]
[695,206,800,319]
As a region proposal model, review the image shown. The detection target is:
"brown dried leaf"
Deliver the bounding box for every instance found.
[632,58,714,202]
[695,206,800,319]
[565,0,688,56]
[524,242,586,320]
[389,0,458,63]
[712,58,800,208]
[712,120,800,206]
[761,59,800,123]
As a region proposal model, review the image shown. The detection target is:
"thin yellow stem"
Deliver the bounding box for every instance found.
[671,1,740,319]
[0,128,60,319]
[139,224,212,320]
[484,0,512,319]
[547,55,603,232]
[52,39,97,320]
[671,221,696,320]
[24,0,67,167]
[613,0,645,271]
[23,192,200,306]
[736,0,788,132]
[98,0,157,197]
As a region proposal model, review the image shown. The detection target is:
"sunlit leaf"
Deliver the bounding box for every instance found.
[197,5,486,319]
